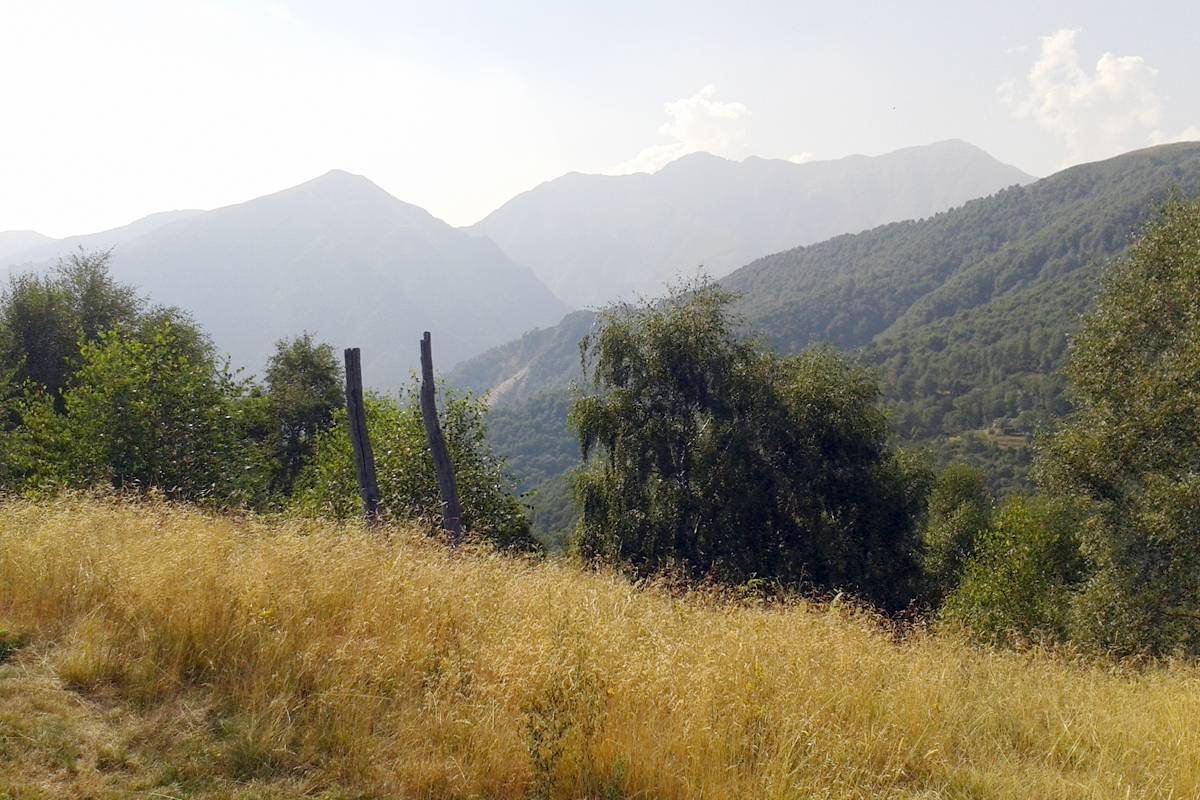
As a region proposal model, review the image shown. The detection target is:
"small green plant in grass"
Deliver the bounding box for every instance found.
[0,629,28,664]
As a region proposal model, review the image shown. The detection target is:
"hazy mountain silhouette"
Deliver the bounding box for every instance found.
[1,211,204,268]
[0,231,53,263]
[469,140,1033,307]
[454,142,1200,418]
[90,170,570,383]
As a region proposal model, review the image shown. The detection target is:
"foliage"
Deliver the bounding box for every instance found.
[525,471,578,551]
[920,463,994,604]
[571,281,929,610]
[0,250,203,402]
[942,496,1086,646]
[457,144,1200,496]
[1038,198,1200,656]
[63,322,269,505]
[476,390,581,548]
[263,333,344,494]
[291,384,536,549]
[486,390,579,492]
[729,142,1200,448]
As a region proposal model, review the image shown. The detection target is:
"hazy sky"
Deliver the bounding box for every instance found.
[2,0,1197,237]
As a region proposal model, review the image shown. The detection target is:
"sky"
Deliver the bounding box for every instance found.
[1,0,1197,237]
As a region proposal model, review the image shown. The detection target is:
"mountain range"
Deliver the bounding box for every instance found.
[2,140,1035,384]
[1,210,204,266]
[451,142,1200,530]
[469,139,1033,307]
[2,172,569,383]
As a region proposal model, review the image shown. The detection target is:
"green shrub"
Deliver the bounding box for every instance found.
[920,464,993,604]
[291,384,535,550]
[942,496,1085,646]
[63,322,270,506]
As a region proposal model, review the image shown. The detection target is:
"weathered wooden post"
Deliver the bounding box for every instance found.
[343,347,381,524]
[419,332,464,541]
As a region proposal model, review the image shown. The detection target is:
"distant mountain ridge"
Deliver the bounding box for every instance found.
[0,211,204,268]
[4,171,570,384]
[455,141,1200,432]
[0,231,53,263]
[469,139,1033,307]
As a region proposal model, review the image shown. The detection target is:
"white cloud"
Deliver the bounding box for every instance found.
[1003,29,1197,167]
[788,152,816,164]
[608,85,751,174]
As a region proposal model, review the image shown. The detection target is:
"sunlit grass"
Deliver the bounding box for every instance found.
[1,496,1198,798]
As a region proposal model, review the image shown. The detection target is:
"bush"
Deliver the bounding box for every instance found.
[63,322,269,505]
[920,463,993,604]
[942,496,1085,646]
[291,384,535,550]
[1038,198,1200,656]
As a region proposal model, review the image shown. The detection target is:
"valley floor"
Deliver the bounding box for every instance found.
[2,498,1198,799]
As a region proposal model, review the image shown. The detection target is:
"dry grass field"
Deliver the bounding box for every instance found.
[1,497,1198,799]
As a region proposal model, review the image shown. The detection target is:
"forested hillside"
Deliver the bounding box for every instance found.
[459,142,1200,524]
[450,311,596,403]
[729,141,1200,437]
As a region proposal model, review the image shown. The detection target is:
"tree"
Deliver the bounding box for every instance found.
[0,272,79,399]
[942,496,1085,646]
[570,281,929,611]
[920,464,993,604]
[0,250,203,403]
[63,321,268,505]
[53,249,142,342]
[291,384,535,550]
[264,333,344,494]
[1038,198,1200,656]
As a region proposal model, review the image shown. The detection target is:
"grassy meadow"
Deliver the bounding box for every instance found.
[1,497,1199,799]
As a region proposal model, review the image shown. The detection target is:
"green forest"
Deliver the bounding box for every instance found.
[458,142,1200,530]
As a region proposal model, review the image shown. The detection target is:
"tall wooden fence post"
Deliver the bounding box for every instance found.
[343,347,381,524]
[419,332,464,541]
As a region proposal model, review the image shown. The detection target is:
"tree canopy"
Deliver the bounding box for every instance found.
[571,282,929,610]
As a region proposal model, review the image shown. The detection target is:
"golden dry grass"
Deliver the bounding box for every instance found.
[1,497,1199,799]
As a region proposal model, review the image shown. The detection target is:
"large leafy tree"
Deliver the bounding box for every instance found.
[1038,198,1200,656]
[264,333,344,494]
[0,250,204,402]
[64,321,268,505]
[570,282,929,611]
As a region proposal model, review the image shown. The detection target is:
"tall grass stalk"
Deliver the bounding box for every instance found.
[1,497,1197,798]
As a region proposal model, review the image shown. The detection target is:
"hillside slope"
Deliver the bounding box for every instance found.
[464,143,1200,418]
[470,140,1032,307]
[0,210,203,268]
[726,141,1200,436]
[3,499,1199,799]
[0,230,53,263]
[455,143,1200,516]
[92,171,570,382]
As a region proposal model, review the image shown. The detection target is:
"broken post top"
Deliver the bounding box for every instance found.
[420,332,435,385]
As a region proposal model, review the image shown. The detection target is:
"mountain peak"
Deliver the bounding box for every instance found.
[297,169,390,197]
[657,151,737,174]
